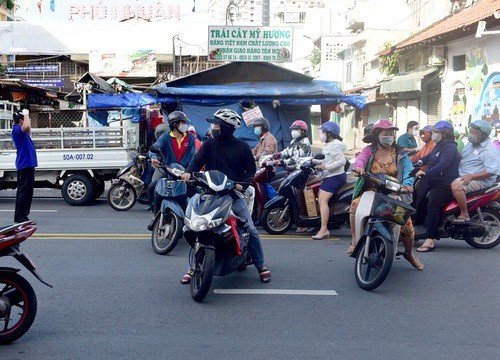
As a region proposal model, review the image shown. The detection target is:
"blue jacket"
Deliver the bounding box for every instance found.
[150,132,196,169]
[421,138,460,187]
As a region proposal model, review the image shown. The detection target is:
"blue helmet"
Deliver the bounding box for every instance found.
[432,121,454,137]
[470,120,492,136]
[319,122,341,136]
[421,125,433,132]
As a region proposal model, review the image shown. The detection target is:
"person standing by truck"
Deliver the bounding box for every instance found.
[11,109,38,223]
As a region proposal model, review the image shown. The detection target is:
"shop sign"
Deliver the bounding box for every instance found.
[89,50,157,77]
[67,1,180,21]
[208,26,293,63]
[7,65,59,73]
[24,79,65,88]
[242,106,264,126]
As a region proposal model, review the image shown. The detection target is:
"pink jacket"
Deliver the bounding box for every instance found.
[352,145,373,170]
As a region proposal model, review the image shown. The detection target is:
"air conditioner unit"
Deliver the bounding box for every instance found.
[428,47,445,66]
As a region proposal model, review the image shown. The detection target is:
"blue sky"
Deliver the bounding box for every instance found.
[17,0,209,22]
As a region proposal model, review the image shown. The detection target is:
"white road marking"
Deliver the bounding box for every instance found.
[213,289,338,296]
[0,210,58,212]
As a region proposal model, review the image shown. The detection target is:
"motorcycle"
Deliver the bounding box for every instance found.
[183,170,252,302]
[251,154,286,222]
[260,154,355,235]
[107,153,150,211]
[0,221,52,344]
[149,146,187,255]
[350,172,415,291]
[412,164,500,249]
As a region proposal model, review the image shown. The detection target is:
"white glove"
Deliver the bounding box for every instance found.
[22,109,29,116]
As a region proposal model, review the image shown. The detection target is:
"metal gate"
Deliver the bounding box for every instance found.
[426,79,442,125]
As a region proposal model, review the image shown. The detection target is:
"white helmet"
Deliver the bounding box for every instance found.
[207,108,242,128]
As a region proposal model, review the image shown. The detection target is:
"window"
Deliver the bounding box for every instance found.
[346,63,352,83]
[453,55,466,71]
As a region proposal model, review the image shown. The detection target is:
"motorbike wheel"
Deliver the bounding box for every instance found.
[0,272,37,345]
[191,248,216,302]
[355,234,394,291]
[467,207,500,249]
[151,211,183,255]
[107,182,137,211]
[261,205,293,235]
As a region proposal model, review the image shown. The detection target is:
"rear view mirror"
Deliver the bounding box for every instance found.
[149,145,162,155]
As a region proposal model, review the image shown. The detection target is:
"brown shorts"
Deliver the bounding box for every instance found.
[458,178,484,194]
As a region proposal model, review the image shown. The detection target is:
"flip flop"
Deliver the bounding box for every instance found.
[347,245,356,255]
[453,216,470,223]
[180,274,192,285]
[258,266,271,284]
[296,227,308,233]
[416,245,435,253]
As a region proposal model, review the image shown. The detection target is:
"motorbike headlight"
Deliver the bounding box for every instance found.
[191,217,209,231]
[208,218,224,229]
[385,180,401,192]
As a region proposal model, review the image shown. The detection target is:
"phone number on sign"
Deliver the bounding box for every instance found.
[63,154,94,161]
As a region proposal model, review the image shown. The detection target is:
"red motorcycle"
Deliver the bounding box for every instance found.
[414,183,500,248]
[0,221,52,344]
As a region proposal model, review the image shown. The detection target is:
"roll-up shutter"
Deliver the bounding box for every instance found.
[427,79,442,125]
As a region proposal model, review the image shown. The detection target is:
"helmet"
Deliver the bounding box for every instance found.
[432,121,454,136]
[363,123,374,136]
[421,125,433,133]
[319,122,340,136]
[154,123,169,140]
[252,117,270,132]
[372,118,398,133]
[207,108,242,128]
[470,120,492,136]
[290,120,308,131]
[167,111,188,126]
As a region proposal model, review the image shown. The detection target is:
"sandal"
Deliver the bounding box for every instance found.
[296,227,308,233]
[416,245,435,253]
[258,266,271,283]
[180,271,193,285]
[453,216,470,223]
[403,253,424,270]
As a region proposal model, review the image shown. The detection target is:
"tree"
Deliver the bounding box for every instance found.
[379,42,399,76]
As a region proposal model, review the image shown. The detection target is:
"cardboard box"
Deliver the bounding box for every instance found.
[304,188,318,217]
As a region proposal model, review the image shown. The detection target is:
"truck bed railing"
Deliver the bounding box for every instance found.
[0,126,135,150]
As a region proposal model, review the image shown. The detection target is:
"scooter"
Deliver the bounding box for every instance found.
[183,170,252,302]
[260,154,355,235]
[350,172,415,291]
[107,153,150,211]
[149,145,188,255]
[413,168,500,249]
[0,221,52,344]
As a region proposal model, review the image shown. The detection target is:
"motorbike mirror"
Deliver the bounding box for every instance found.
[149,145,162,155]
[314,153,325,160]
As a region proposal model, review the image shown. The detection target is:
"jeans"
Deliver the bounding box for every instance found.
[231,195,265,268]
[148,169,165,214]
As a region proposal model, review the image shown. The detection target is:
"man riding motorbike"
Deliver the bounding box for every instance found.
[180,108,271,284]
[147,111,197,230]
[251,117,278,169]
[451,120,500,222]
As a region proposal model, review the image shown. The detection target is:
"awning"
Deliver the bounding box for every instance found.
[380,67,438,94]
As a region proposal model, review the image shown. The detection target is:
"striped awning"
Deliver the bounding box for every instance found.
[380,67,438,94]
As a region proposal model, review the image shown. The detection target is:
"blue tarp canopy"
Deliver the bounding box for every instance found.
[88,93,156,109]
[155,80,365,109]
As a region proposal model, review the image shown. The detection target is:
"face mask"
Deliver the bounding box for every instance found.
[468,134,480,144]
[431,132,442,142]
[178,124,188,133]
[319,132,327,143]
[379,136,394,147]
[210,124,221,140]
[412,130,419,137]
[254,127,262,136]
[291,130,301,139]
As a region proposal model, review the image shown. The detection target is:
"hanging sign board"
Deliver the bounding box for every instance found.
[208,26,293,63]
[89,50,157,77]
[7,65,59,73]
[24,79,65,88]
[242,106,264,126]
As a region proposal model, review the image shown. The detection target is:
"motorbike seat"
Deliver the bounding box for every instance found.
[336,176,357,193]
[0,224,20,235]
[467,184,499,198]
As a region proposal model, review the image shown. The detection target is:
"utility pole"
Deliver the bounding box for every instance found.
[262,0,270,26]
[172,34,179,78]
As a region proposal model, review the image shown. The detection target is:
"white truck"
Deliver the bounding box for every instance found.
[0,123,138,206]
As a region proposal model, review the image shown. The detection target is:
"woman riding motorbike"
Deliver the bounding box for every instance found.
[414,121,461,252]
[279,120,312,171]
[350,119,423,270]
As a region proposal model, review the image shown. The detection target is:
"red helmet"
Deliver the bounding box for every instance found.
[290,120,308,131]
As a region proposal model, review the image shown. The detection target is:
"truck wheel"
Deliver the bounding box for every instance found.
[62,174,95,206]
